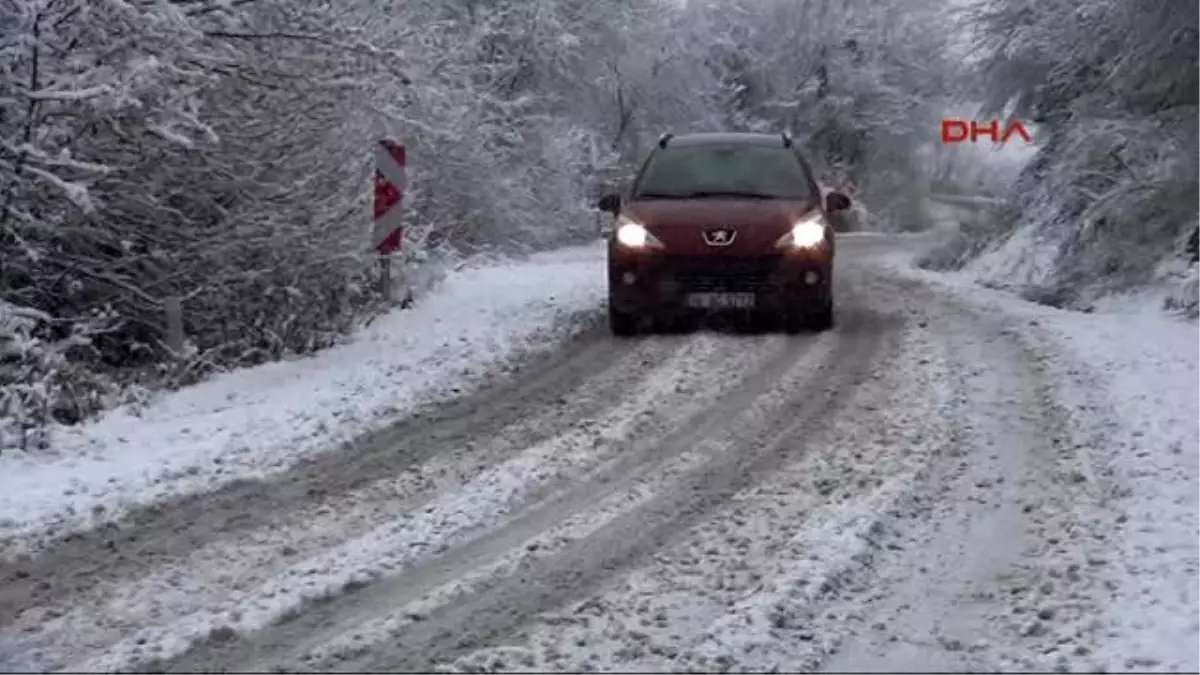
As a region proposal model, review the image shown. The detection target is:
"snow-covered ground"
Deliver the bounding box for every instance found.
[0,244,606,554]
[873,245,1199,671]
[0,233,1194,674]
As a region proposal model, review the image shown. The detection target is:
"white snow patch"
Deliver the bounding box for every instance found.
[305,443,718,667]
[684,480,914,672]
[450,321,958,673]
[876,249,1200,672]
[966,222,1062,289]
[1085,286,1174,315]
[65,336,715,672]
[0,244,606,554]
[835,231,891,239]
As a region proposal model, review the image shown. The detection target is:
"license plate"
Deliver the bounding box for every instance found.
[686,292,756,309]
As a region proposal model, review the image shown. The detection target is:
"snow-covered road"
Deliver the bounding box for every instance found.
[1,233,1196,673]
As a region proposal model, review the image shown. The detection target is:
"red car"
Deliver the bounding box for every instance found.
[597,132,853,336]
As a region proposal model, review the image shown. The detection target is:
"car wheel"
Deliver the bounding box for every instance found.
[609,305,639,337]
[782,298,834,334]
[652,311,680,334]
[750,310,775,334]
[783,306,807,334]
[809,298,835,331]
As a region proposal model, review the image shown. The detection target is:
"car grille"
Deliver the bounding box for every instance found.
[662,256,783,292]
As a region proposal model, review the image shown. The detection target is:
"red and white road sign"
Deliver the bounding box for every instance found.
[372,139,406,254]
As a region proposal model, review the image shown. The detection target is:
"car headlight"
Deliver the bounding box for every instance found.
[615,217,664,250]
[775,213,827,249]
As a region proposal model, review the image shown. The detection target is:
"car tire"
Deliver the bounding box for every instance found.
[751,311,775,334]
[609,305,639,337]
[809,297,835,331]
[782,297,834,334]
[652,311,680,334]
[783,306,807,334]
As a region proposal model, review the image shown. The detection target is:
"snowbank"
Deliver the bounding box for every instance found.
[0,244,607,553]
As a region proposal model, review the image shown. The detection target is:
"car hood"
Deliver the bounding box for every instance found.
[623,199,819,255]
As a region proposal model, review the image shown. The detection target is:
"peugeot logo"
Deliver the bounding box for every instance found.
[703,227,736,246]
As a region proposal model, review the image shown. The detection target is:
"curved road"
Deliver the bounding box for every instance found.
[0,231,1146,672]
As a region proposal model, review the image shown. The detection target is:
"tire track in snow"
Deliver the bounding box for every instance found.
[63,331,812,673]
[0,326,685,671]
[438,281,946,673]
[157,327,839,673]
[303,464,704,666]
[324,302,891,672]
[239,332,839,672]
[812,269,1126,673]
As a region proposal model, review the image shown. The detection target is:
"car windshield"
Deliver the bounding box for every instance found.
[633,145,814,200]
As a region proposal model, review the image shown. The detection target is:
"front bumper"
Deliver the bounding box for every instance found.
[608,250,832,315]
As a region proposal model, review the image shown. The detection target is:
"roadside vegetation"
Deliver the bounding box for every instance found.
[921,0,1198,318]
[1,0,1194,447]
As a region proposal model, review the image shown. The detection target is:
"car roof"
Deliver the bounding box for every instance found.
[666,132,790,148]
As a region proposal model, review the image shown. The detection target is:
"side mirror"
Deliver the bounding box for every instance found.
[825,191,852,212]
[597,193,621,214]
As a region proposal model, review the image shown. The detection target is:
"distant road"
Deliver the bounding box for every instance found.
[925,192,1006,211]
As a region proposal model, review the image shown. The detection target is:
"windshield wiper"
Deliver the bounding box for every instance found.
[633,192,689,199]
[678,190,778,199]
[634,190,791,200]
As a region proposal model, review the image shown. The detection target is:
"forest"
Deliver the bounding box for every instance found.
[2,0,1196,442]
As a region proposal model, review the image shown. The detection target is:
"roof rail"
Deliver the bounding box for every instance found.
[657,132,674,149]
[781,131,793,147]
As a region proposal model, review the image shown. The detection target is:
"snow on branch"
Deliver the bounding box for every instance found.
[23,166,97,213]
[26,85,111,102]
[1,0,973,442]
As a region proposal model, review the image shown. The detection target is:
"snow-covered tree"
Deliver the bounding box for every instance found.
[0,0,1005,446]
[959,0,1198,308]
[682,0,958,229]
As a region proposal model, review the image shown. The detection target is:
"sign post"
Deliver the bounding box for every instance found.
[373,139,406,303]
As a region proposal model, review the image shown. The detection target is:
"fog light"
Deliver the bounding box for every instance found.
[623,272,637,285]
[804,271,820,285]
